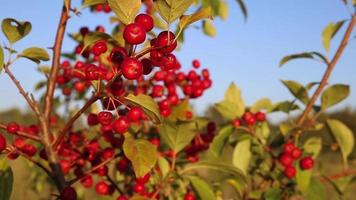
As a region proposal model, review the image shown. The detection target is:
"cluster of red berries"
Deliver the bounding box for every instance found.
[0,134,6,153]
[184,122,217,162]
[92,3,112,13]
[278,142,315,179]
[232,111,266,128]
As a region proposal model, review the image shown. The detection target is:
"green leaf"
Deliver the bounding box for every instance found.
[0,158,13,200]
[305,178,326,200]
[250,98,273,113]
[263,188,282,200]
[108,0,141,25]
[235,0,248,20]
[322,21,345,51]
[82,0,106,7]
[203,20,217,37]
[157,156,170,178]
[296,165,312,194]
[272,101,299,113]
[168,99,193,121]
[0,46,4,73]
[124,94,162,124]
[82,32,112,54]
[303,137,322,158]
[19,47,50,64]
[202,0,220,14]
[321,84,350,110]
[215,83,245,119]
[209,125,234,156]
[159,120,197,153]
[123,133,158,177]
[1,18,32,44]
[218,1,229,20]
[181,161,246,180]
[232,138,251,175]
[279,52,328,67]
[326,119,354,168]
[255,122,270,142]
[179,7,212,32]
[188,176,216,200]
[281,80,309,104]
[155,0,194,24]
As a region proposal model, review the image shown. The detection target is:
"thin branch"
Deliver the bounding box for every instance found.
[43,0,72,122]
[106,175,124,195]
[296,14,356,127]
[18,151,53,179]
[53,93,100,150]
[319,168,356,183]
[68,155,118,185]
[0,123,41,142]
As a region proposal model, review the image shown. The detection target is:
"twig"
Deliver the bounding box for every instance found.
[296,14,356,127]
[53,93,100,149]
[0,123,41,142]
[106,175,124,195]
[320,168,356,183]
[68,155,118,185]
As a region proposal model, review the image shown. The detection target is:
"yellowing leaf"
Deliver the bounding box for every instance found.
[321,84,350,110]
[82,0,106,7]
[203,20,216,37]
[233,139,251,175]
[155,0,194,24]
[179,7,213,31]
[0,46,4,73]
[108,0,141,25]
[219,1,229,20]
[322,21,345,52]
[1,18,31,44]
[124,94,162,124]
[19,47,50,64]
[123,133,158,177]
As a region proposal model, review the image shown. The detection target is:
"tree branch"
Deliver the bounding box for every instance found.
[0,123,41,142]
[297,15,356,127]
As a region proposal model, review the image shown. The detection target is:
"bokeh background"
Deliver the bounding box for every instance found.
[0,0,356,199]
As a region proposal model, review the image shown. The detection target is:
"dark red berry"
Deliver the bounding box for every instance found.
[109,47,127,64]
[135,14,154,32]
[87,113,99,126]
[121,58,143,80]
[123,23,146,44]
[98,111,113,125]
[60,187,77,200]
[300,156,314,170]
[0,135,6,152]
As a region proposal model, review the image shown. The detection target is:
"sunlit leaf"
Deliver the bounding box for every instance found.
[321,84,350,110]
[232,138,251,175]
[279,52,327,67]
[155,0,194,24]
[209,125,234,156]
[281,80,309,104]
[322,21,345,51]
[124,94,162,124]
[203,20,216,37]
[82,0,106,7]
[19,47,50,64]
[108,0,141,25]
[1,18,31,44]
[188,176,216,200]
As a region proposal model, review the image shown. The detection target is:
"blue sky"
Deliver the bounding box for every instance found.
[0,0,355,115]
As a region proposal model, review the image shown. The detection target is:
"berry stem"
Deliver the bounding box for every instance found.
[0,123,41,142]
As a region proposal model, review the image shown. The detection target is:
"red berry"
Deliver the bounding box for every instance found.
[284,166,296,179]
[117,195,128,200]
[232,119,242,128]
[162,54,177,71]
[245,116,256,126]
[300,156,314,170]
[6,122,20,134]
[121,58,143,80]
[141,58,153,75]
[0,135,6,152]
[278,153,294,167]
[98,111,113,125]
[80,175,93,188]
[135,14,154,32]
[255,111,266,122]
[123,23,146,44]
[133,183,145,194]
[60,187,77,200]
[95,181,111,196]
[135,173,151,184]
[192,59,200,69]
[128,107,143,122]
[156,31,177,53]
[184,192,196,200]
[92,40,108,56]
[80,27,89,36]
[291,148,302,159]
[113,116,131,134]
[87,113,99,126]
[283,142,296,154]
